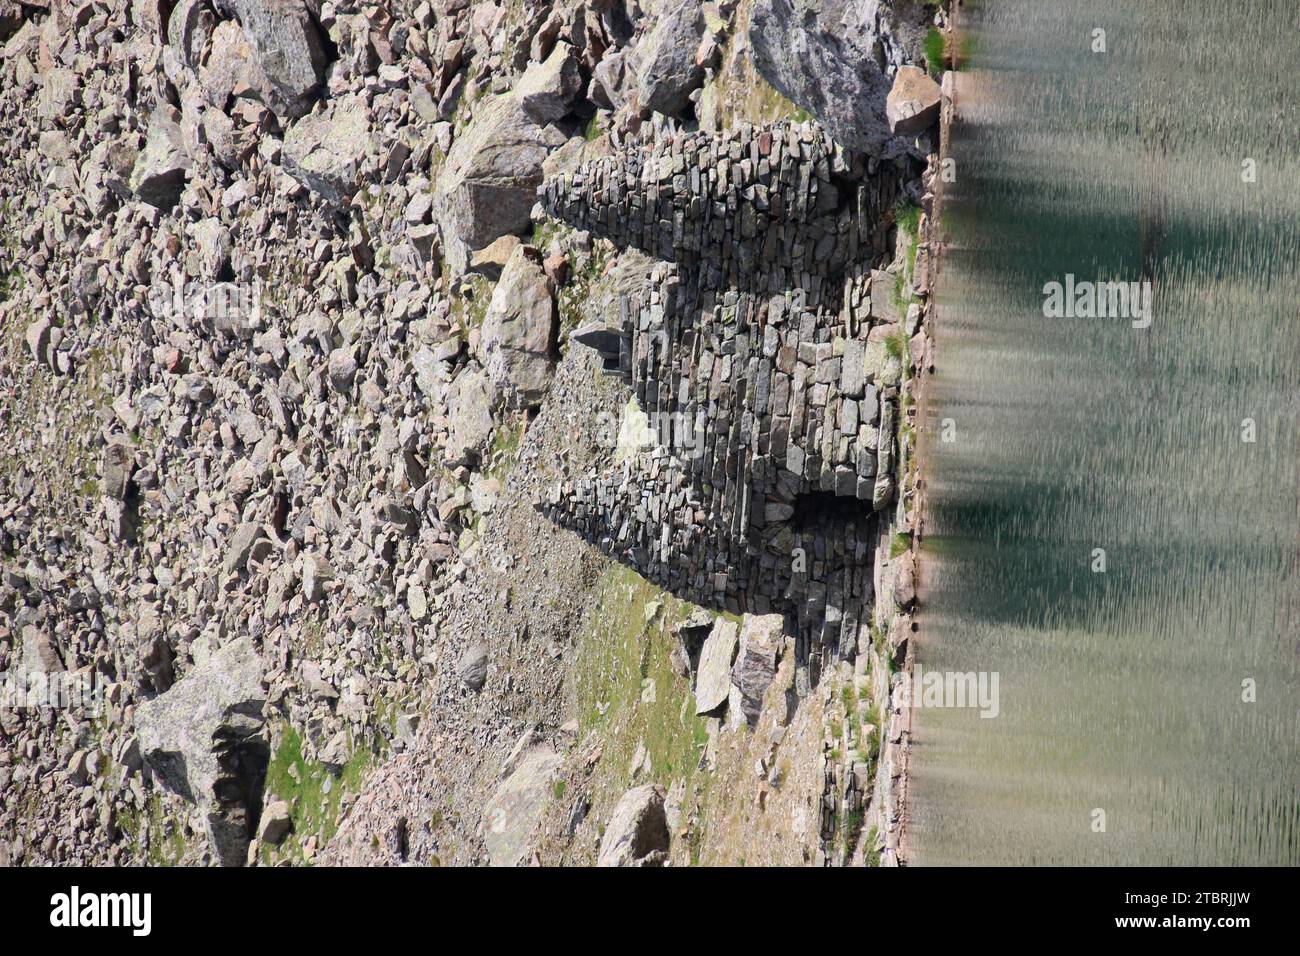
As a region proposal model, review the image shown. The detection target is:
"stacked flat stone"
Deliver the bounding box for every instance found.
[538,122,907,662]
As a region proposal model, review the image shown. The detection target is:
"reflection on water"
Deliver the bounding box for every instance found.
[909,0,1299,865]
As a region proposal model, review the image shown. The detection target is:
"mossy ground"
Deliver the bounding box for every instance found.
[571,565,711,803]
[259,725,373,865]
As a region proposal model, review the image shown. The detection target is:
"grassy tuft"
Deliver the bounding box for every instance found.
[889,532,912,559]
[923,28,947,76]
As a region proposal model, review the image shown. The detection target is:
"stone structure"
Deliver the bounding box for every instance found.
[537,122,908,665]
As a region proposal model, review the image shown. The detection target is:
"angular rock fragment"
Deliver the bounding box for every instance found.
[443,367,494,465]
[635,0,705,117]
[434,93,566,271]
[456,642,489,691]
[483,745,562,865]
[232,0,328,119]
[597,785,669,867]
[749,0,897,153]
[695,619,738,716]
[886,65,941,136]
[730,614,783,726]
[129,106,189,209]
[282,94,371,204]
[479,245,557,408]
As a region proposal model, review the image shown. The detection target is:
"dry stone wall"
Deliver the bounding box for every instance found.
[537,121,912,668]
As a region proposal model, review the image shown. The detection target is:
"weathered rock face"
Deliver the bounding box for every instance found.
[129,105,189,208]
[886,65,941,136]
[635,0,704,117]
[479,245,557,409]
[597,784,669,866]
[434,93,567,272]
[232,0,328,119]
[136,638,268,867]
[282,94,371,204]
[730,614,783,726]
[483,745,563,865]
[749,0,918,154]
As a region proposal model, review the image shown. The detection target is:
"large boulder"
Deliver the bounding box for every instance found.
[443,367,494,465]
[635,0,705,116]
[282,94,372,204]
[886,64,941,136]
[136,637,268,866]
[694,618,738,716]
[749,0,914,154]
[129,105,190,209]
[479,245,557,408]
[232,0,328,119]
[483,745,563,866]
[597,785,669,867]
[515,41,582,123]
[199,18,266,109]
[434,93,566,272]
[168,0,216,69]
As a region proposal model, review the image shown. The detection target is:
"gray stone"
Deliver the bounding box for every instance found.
[515,41,582,123]
[22,625,62,674]
[591,50,635,110]
[635,0,704,117]
[130,106,189,209]
[483,745,563,866]
[443,367,494,465]
[596,784,669,867]
[480,245,557,408]
[136,638,268,867]
[886,65,941,136]
[101,439,134,501]
[167,0,215,69]
[282,95,371,205]
[232,0,328,119]
[257,799,293,845]
[456,642,489,691]
[749,0,896,153]
[224,521,266,575]
[434,93,566,271]
[694,619,738,716]
[199,18,264,108]
[24,318,51,366]
[328,347,358,393]
[37,67,79,121]
[730,614,783,726]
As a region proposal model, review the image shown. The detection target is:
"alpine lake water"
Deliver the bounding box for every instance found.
[908,0,1299,865]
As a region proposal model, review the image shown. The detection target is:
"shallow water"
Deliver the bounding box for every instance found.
[908,0,1300,865]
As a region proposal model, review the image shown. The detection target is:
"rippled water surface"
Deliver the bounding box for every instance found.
[909,0,1299,865]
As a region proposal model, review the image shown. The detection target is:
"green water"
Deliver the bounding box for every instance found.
[909,0,1299,865]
